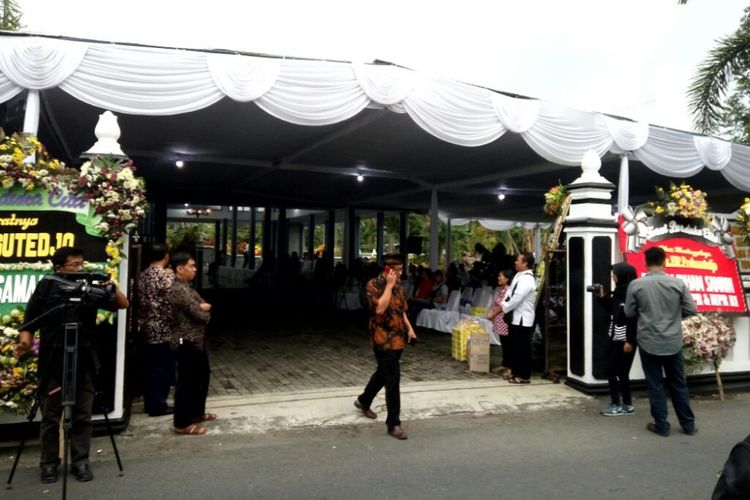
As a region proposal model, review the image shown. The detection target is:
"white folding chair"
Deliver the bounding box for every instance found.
[416,290,461,333]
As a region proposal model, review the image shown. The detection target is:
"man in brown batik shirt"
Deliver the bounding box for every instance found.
[354,254,416,440]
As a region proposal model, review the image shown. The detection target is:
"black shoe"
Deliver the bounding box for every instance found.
[682,427,698,436]
[646,422,670,437]
[71,463,93,482]
[148,406,175,417]
[41,465,58,484]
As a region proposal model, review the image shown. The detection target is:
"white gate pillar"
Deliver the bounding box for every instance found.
[564,150,618,391]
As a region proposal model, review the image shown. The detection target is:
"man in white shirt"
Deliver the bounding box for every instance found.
[500,252,537,384]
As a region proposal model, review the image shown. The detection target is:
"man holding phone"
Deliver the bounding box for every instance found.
[355,254,417,440]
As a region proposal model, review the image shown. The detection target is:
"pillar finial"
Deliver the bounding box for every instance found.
[82,111,126,158]
[571,149,609,185]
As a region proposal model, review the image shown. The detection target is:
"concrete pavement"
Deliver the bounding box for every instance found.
[128,378,591,437]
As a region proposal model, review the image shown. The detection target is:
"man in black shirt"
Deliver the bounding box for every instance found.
[16,247,128,484]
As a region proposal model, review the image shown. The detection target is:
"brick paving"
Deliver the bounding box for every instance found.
[203,290,504,397]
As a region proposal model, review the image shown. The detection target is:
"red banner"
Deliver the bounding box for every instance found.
[619,218,747,314]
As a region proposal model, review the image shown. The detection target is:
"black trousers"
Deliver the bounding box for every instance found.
[359,348,403,430]
[498,333,511,368]
[604,341,636,406]
[142,342,176,415]
[40,371,95,468]
[173,343,210,429]
[509,323,533,380]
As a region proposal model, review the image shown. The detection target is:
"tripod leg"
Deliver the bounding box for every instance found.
[5,398,41,487]
[101,409,124,473]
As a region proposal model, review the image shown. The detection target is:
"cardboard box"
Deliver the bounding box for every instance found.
[468,331,490,372]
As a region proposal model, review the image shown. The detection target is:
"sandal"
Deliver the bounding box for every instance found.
[174,424,207,435]
[508,377,530,384]
[194,413,217,423]
[502,373,513,380]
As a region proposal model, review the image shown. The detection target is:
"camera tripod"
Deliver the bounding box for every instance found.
[5,299,124,500]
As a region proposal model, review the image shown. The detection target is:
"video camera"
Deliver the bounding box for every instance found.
[50,272,116,305]
[586,283,603,293]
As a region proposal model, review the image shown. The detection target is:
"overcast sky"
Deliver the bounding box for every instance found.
[16,0,750,132]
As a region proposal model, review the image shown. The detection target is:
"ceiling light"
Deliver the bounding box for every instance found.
[497,193,506,201]
[175,160,184,168]
[356,174,364,182]
[186,207,211,218]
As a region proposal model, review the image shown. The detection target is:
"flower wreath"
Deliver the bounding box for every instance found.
[543,182,568,217]
[1,131,147,282]
[648,182,710,223]
[0,131,147,413]
[0,308,39,414]
[735,197,750,240]
[682,313,736,400]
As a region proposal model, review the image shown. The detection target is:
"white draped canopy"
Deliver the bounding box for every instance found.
[0,33,747,218]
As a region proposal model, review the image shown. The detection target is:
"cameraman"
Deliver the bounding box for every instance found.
[16,247,128,484]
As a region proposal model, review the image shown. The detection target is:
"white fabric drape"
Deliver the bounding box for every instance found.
[522,102,613,166]
[206,53,280,102]
[491,93,540,134]
[1,34,749,193]
[606,116,649,153]
[693,136,732,171]
[724,144,750,191]
[353,63,415,106]
[255,59,369,126]
[633,127,706,177]
[403,77,507,147]
[438,214,550,231]
[0,37,86,89]
[60,44,225,115]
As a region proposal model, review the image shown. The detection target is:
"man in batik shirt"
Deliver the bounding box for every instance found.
[138,243,175,416]
[354,254,417,440]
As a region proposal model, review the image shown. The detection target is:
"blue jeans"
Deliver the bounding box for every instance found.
[639,349,695,433]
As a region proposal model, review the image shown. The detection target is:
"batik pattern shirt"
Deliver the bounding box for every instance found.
[169,279,211,350]
[138,265,174,344]
[366,274,408,351]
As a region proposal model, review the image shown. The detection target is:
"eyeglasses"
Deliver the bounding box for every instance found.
[60,260,84,270]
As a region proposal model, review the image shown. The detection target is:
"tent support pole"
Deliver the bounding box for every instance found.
[399,212,408,267]
[249,208,257,269]
[445,218,452,266]
[231,206,238,266]
[429,189,439,271]
[617,154,630,215]
[23,90,40,135]
[376,211,384,266]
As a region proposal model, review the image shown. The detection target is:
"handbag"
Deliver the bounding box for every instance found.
[502,280,519,327]
[502,310,513,326]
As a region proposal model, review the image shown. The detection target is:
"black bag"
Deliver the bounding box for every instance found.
[502,280,519,327]
[502,311,513,326]
[712,434,750,500]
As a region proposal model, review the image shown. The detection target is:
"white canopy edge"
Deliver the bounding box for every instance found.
[437,213,551,231]
[1,34,749,191]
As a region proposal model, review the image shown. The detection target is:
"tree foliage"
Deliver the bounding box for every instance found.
[688,7,750,137]
[0,1,23,31]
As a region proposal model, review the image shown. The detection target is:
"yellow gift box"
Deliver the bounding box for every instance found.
[451,319,486,361]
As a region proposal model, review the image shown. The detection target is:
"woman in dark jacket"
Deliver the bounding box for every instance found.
[596,262,638,417]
